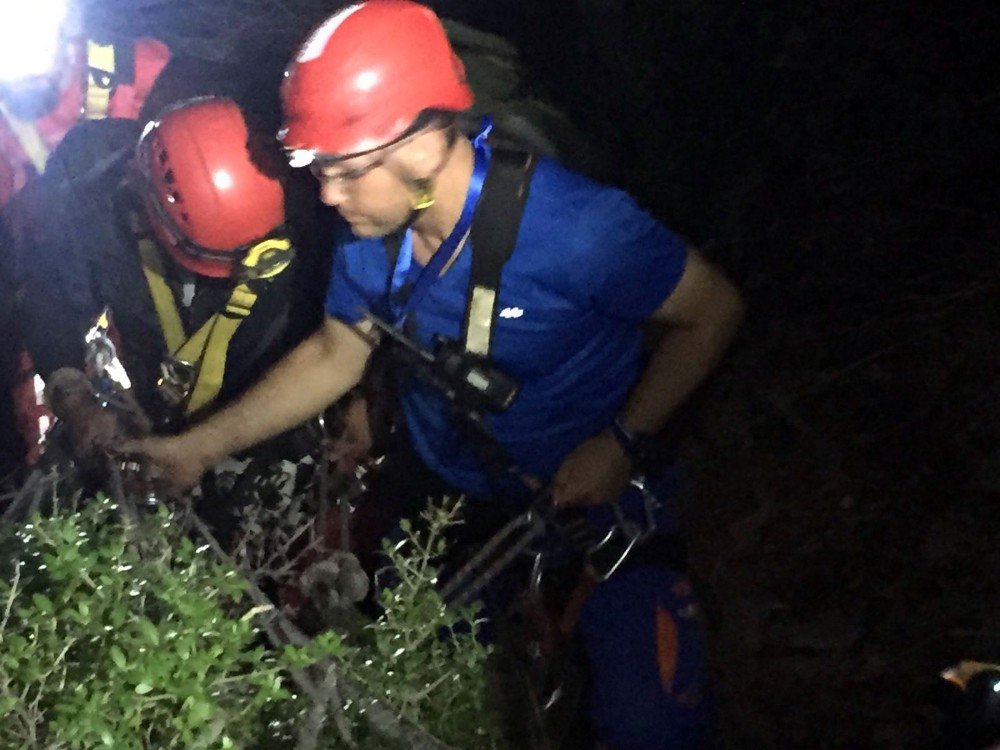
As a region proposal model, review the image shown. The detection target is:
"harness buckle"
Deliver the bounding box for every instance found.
[157,357,197,406]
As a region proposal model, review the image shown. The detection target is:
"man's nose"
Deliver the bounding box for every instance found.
[319,178,346,207]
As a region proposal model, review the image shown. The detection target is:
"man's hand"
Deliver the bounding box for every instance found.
[329,394,373,474]
[551,430,632,508]
[119,433,219,494]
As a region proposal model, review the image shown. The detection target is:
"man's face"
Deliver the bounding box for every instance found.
[311,145,416,239]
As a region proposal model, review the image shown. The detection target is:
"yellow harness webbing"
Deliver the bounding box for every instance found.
[137,238,260,415]
[84,41,117,121]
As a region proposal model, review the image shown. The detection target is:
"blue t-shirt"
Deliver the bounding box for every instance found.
[326,157,687,497]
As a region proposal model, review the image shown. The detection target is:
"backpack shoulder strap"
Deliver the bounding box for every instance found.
[464,149,537,356]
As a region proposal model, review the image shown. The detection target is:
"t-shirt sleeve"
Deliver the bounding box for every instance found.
[570,188,688,321]
[324,240,387,323]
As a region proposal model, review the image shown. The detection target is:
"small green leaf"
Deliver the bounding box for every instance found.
[189,698,212,723]
[110,645,127,669]
[137,619,160,645]
[32,593,54,613]
[134,682,153,695]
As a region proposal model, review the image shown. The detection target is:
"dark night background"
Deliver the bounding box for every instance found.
[81,0,1000,746]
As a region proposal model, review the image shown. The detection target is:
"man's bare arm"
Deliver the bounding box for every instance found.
[553,248,744,506]
[128,316,373,490]
[618,248,745,435]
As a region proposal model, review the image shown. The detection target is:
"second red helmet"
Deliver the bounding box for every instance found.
[279,0,474,161]
[138,97,285,278]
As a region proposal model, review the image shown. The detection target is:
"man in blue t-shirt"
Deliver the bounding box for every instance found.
[325,153,690,501]
[132,3,744,747]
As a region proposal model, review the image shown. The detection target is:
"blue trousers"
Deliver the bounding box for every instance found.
[578,563,712,749]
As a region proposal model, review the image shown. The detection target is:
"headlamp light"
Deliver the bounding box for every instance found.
[285,148,317,169]
[0,0,70,84]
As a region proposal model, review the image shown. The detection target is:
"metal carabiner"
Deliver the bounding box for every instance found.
[585,474,665,581]
[441,506,547,605]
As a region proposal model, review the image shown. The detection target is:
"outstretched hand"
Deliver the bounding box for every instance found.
[118,433,218,495]
[551,430,632,508]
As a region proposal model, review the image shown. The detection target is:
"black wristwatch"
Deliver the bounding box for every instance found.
[609,416,651,463]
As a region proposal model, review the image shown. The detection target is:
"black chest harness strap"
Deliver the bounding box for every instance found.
[463,149,536,355]
[384,149,537,359]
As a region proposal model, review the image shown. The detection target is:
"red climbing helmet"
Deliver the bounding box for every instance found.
[137,97,286,278]
[279,0,474,163]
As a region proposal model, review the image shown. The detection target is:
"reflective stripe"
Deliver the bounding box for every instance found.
[465,285,496,355]
[84,41,116,121]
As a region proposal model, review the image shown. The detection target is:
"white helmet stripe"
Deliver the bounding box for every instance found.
[296,3,365,63]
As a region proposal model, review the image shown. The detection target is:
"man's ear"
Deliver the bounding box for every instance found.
[395,127,450,181]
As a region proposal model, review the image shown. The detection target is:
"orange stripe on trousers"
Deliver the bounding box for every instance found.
[655,605,679,695]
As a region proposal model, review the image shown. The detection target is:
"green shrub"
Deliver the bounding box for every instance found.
[337,502,504,749]
[0,492,506,749]
[0,497,326,749]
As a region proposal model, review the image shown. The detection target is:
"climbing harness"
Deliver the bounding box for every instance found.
[138,234,294,415]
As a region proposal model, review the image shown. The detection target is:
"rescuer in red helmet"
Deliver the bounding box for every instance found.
[8,97,321,460]
[0,1,172,474]
[130,3,744,746]
[0,4,171,208]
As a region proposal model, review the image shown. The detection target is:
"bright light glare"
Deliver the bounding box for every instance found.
[286,148,316,168]
[355,70,379,92]
[0,0,69,83]
[212,169,234,191]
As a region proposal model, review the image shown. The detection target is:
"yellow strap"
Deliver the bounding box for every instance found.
[84,41,116,121]
[137,238,185,352]
[0,102,50,174]
[137,238,260,415]
[181,284,258,414]
[241,237,294,280]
